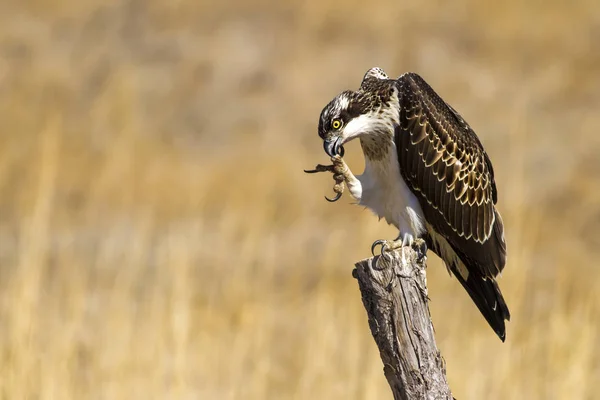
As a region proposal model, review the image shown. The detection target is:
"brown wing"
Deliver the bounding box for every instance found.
[395,73,506,277]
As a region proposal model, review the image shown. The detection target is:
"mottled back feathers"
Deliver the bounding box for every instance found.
[395,73,506,278]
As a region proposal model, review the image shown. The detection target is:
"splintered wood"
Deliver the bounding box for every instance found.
[353,245,453,400]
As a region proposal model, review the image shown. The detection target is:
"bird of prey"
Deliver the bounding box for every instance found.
[305,67,510,341]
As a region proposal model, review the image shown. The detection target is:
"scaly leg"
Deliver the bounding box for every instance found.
[331,155,361,202]
[304,155,362,202]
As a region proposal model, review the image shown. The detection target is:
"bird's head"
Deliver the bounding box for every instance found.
[317,67,395,157]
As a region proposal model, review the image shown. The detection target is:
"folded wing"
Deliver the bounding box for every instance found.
[394,72,506,278]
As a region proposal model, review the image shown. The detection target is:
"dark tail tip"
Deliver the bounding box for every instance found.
[454,271,510,342]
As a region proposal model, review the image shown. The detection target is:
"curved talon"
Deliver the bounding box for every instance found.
[325,191,342,202]
[371,239,386,256]
[304,168,319,174]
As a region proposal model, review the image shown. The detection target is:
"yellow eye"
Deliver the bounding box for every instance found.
[332,119,343,130]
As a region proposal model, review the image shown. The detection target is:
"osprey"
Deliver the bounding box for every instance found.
[306,67,510,341]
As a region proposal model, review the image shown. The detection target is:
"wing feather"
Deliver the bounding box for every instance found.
[395,73,506,277]
[462,201,472,238]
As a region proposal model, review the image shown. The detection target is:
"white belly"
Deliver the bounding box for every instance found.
[357,145,426,238]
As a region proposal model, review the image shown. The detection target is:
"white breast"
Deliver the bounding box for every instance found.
[357,142,427,239]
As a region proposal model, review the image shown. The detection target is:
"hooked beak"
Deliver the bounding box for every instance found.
[323,136,345,157]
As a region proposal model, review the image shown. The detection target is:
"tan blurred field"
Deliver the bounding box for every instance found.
[0,0,599,398]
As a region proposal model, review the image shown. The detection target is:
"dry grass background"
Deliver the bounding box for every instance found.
[0,0,599,398]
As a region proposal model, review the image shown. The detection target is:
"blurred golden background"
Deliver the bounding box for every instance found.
[0,0,599,398]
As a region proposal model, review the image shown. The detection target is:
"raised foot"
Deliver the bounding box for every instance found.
[304,155,348,202]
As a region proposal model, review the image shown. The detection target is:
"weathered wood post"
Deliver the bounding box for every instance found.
[353,242,453,400]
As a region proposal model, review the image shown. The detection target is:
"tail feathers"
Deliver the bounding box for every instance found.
[453,268,511,341]
[423,231,510,341]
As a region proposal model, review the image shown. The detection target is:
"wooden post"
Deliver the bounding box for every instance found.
[353,242,453,400]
